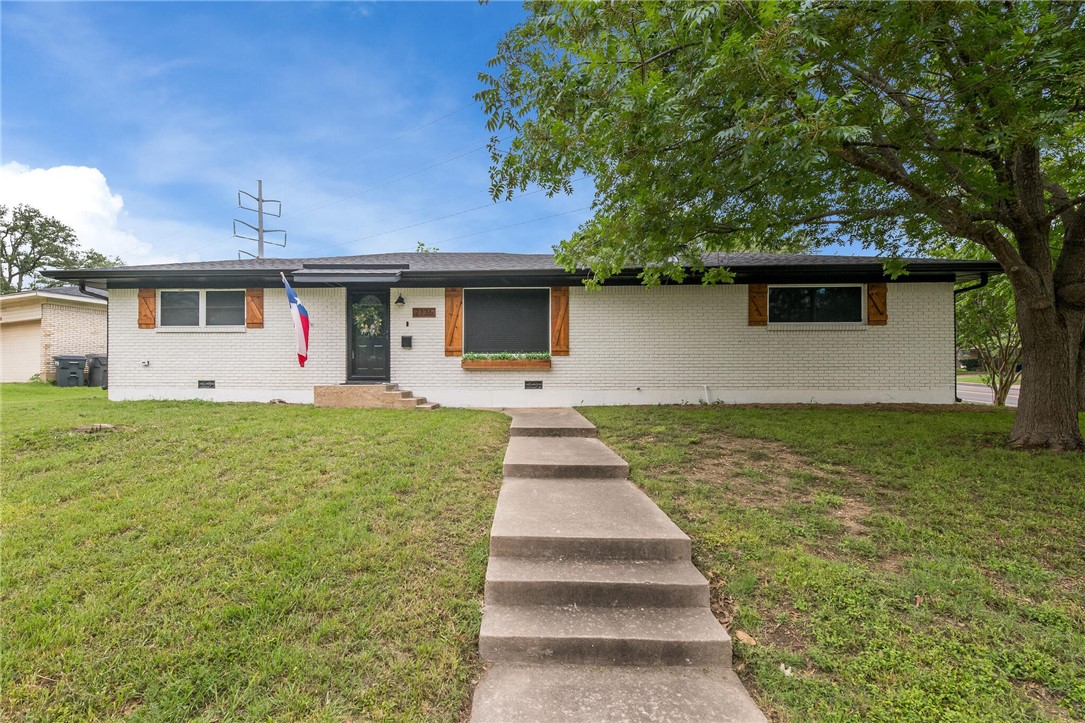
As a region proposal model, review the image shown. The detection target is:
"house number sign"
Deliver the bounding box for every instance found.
[412,307,436,318]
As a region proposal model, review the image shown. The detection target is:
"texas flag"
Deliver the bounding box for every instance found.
[280,273,310,367]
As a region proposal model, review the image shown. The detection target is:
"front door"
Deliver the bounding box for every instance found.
[349,290,390,381]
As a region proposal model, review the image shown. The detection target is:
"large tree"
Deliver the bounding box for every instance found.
[479,0,1085,450]
[0,204,121,293]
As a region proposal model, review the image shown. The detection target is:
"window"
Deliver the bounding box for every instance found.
[160,291,199,326]
[205,291,245,325]
[160,290,246,327]
[463,288,549,353]
[769,285,863,324]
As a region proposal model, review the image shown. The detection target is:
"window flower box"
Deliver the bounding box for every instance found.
[461,358,552,370]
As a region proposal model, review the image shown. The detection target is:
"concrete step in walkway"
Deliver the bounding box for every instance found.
[507,407,598,438]
[472,408,765,723]
[490,479,691,561]
[503,437,629,478]
[485,557,709,608]
[472,664,767,723]
[480,604,731,666]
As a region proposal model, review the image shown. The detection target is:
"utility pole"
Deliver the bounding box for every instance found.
[234,180,286,258]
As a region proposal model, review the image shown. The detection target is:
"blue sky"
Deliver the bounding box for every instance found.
[1,1,595,266]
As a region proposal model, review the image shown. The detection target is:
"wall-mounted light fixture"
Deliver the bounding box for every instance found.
[394,293,405,306]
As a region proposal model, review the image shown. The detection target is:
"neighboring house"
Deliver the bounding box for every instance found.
[0,286,108,383]
[46,252,1001,407]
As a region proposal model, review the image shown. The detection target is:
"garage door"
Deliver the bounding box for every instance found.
[0,321,42,382]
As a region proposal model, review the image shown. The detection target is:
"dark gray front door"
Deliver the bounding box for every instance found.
[349,290,390,381]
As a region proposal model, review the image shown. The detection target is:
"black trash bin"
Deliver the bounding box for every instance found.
[86,354,108,388]
[54,355,86,387]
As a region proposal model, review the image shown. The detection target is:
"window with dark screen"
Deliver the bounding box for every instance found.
[463,289,550,353]
[158,290,246,327]
[768,286,863,323]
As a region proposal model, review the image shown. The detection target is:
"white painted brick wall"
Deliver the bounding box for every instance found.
[105,282,954,407]
[107,287,346,403]
[389,283,956,407]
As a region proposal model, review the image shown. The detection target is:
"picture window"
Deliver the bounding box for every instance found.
[768,286,863,323]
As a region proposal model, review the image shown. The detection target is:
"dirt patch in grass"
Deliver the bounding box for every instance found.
[687,435,873,531]
[705,570,814,657]
[1015,681,1076,722]
[708,578,737,626]
[758,618,809,655]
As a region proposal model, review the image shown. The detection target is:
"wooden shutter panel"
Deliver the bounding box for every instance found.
[445,287,463,356]
[748,284,768,326]
[867,283,888,325]
[550,286,570,356]
[138,288,156,328]
[245,288,264,328]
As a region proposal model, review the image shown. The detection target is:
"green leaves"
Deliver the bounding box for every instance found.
[480,1,1085,284]
[0,204,122,292]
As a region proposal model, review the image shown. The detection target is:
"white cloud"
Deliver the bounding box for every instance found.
[0,162,176,265]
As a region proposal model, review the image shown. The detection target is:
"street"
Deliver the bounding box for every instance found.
[957,382,1020,407]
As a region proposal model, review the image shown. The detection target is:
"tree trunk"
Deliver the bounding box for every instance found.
[1010,303,1085,451]
[1078,336,1085,413]
[993,376,1011,407]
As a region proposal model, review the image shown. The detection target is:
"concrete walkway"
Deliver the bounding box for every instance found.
[471,408,766,722]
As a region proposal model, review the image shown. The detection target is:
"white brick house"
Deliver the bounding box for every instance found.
[0,287,108,383]
[47,253,1000,407]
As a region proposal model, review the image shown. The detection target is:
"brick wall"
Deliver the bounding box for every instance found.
[103,282,954,407]
[39,303,107,381]
[389,283,956,407]
[107,287,346,402]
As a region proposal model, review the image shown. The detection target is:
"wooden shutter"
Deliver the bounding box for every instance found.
[867,283,888,325]
[445,287,463,356]
[550,286,570,355]
[748,284,768,326]
[245,288,264,328]
[138,288,156,328]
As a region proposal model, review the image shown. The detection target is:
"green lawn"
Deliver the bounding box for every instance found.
[581,404,1085,722]
[1,384,508,721]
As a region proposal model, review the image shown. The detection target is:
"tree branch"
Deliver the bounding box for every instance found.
[615,42,698,73]
[844,140,996,161]
[1045,188,1085,223]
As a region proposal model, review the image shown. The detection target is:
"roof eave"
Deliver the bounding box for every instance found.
[43,259,1003,287]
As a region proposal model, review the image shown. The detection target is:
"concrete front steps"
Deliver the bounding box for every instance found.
[313,383,438,410]
[472,665,761,723]
[471,409,765,722]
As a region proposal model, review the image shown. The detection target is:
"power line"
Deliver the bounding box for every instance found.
[427,205,592,246]
[308,176,589,256]
[389,101,475,141]
[264,101,477,199]
[291,141,490,215]
[185,140,498,258]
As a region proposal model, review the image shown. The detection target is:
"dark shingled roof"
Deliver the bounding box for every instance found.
[52,252,563,274]
[43,285,109,299]
[45,251,1002,286]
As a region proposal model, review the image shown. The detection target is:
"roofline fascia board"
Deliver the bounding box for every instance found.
[0,290,108,305]
[47,260,1004,288]
[39,292,107,305]
[99,271,996,289]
